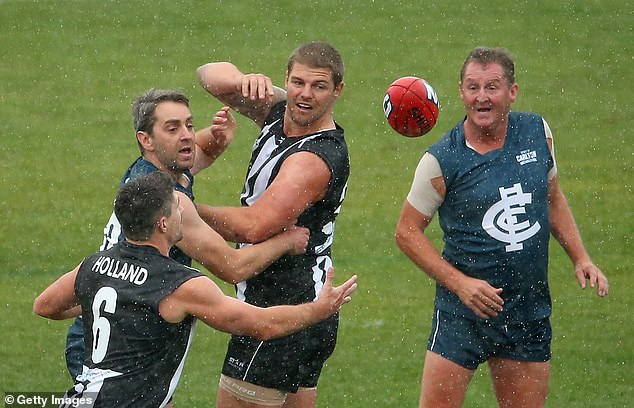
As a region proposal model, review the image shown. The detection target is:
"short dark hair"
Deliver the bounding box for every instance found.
[114,171,175,241]
[131,89,189,152]
[460,47,515,85]
[287,41,344,87]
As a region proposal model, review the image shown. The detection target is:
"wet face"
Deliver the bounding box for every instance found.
[459,62,518,134]
[144,101,196,175]
[165,192,184,246]
[284,62,343,133]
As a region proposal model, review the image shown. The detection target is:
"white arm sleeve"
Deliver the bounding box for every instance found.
[543,118,557,180]
[406,152,444,217]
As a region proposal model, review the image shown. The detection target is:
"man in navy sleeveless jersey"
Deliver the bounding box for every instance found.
[395,47,609,407]
[34,171,357,407]
[195,42,349,407]
[64,89,311,382]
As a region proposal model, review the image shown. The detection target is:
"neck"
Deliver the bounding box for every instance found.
[126,238,171,257]
[464,118,507,147]
[142,156,189,187]
[283,114,335,137]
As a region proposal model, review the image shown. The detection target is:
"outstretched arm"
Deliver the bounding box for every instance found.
[196,61,286,127]
[547,176,609,297]
[159,267,358,340]
[175,191,309,284]
[33,265,82,320]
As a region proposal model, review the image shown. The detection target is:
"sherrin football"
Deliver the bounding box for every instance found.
[383,76,440,137]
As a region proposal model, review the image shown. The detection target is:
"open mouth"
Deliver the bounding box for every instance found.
[179,147,193,157]
[296,102,313,111]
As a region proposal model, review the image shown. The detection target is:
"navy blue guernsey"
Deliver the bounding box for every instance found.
[428,112,554,323]
[68,241,203,407]
[236,102,349,307]
[101,157,194,266]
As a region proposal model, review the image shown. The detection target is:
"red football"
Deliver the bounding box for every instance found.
[383,76,440,137]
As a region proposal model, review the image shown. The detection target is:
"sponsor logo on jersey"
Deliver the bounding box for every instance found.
[516,149,537,165]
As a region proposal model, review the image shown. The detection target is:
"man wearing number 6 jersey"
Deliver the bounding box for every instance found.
[34,171,358,408]
[64,89,311,381]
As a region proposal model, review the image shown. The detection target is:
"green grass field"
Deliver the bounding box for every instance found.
[1,1,632,406]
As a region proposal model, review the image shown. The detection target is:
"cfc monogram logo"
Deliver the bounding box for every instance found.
[482,183,541,252]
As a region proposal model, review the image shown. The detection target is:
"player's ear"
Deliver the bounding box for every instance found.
[510,82,519,103]
[137,131,154,152]
[333,81,344,98]
[157,215,168,233]
[284,70,290,87]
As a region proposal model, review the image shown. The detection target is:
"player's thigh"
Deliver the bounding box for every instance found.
[488,357,550,408]
[216,377,286,408]
[419,350,474,408]
[282,387,316,408]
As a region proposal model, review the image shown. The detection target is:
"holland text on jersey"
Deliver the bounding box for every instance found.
[91,256,148,285]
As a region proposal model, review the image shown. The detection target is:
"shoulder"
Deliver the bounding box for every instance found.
[123,158,158,182]
[294,130,349,176]
[297,126,347,155]
[508,112,548,145]
[428,120,465,160]
[509,111,545,132]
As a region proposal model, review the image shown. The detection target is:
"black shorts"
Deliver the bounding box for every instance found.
[427,308,552,370]
[222,314,338,393]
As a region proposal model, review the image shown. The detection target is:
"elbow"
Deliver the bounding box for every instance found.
[196,62,234,95]
[196,64,217,94]
[33,297,57,319]
[200,262,243,285]
[32,300,45,318]
[394,225,408,252]
[253,331,271,342]
[243,217,282,243]
[196,64,209,86]
[252,326,283,342]
[223,273,244,285]
[205,258,250,285]
[243,227,270,244]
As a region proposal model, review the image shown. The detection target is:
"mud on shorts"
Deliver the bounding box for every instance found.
[222,314,338,393]
[427,308,552,370]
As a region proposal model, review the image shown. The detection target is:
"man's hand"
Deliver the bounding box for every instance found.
[575,261,609,297]
[455,276,504,319]
[277,226,310,255]
[316,267,358,317]
[241,73,276,102]
[205,106,236,158]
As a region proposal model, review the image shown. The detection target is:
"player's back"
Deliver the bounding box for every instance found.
[67,241,201,407]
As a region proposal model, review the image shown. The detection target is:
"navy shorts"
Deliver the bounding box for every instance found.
[65,316,85,380]
[222,314,338,393]
[427,308,552,370]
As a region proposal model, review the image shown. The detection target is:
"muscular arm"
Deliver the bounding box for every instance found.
[159,268,358,341]
[33,266,82,320]
[175,191,308,284]
[196,61,286,127]
[196,151,331,243]
[395,201,504,319]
